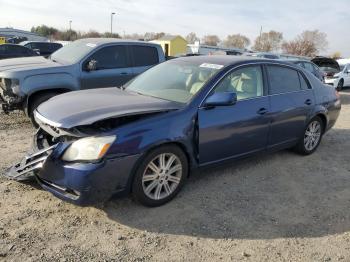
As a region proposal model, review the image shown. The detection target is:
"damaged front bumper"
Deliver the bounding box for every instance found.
[3,129,141,206]
[5,144,57,181]
[0,85,24,113]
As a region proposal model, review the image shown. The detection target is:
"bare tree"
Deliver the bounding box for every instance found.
[202,35,220,46]
[123,33,144,40]
[281,30,328,57]
[223,34,250,49]
[79,30,101,38]
[253,30,283,52]
[144,32,166,41]
[186,32,199,44]
[331,51,342,59]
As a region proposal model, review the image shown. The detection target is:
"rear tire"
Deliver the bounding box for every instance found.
[294,116,324,155]
[28,92,60,127]
[132,145,188,207]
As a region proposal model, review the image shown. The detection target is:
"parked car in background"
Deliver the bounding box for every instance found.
[246,52,280,59]
[311,57,340,86]
[0,38,165,124]
[6,56,341,207]
[283,59,325,83]
[0,44,38,60]
[20,41,63,57]
[333,63,350,90]
[6,36,28,44]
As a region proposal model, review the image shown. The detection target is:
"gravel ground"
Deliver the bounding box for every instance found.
[1,90,350,262]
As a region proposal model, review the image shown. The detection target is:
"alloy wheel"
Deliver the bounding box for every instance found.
[142,153,182,200]
[304,121,322,151]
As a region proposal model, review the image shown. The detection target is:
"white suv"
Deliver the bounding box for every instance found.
[334,64,350,91]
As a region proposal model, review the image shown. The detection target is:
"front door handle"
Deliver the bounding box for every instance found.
[120,72,129,75]
[305,99,312,105]
[257,108,268,115]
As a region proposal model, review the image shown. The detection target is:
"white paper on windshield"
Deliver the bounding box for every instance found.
[86,43,97,48]
[199,63,224,70]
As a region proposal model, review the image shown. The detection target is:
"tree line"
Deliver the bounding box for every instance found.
[187,30,330,57]
[31,25,333,57]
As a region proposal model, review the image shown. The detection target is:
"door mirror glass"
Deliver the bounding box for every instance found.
[86,59,98,71]
[204,92,237,107]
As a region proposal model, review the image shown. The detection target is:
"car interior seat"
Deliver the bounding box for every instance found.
[190,70,212,95]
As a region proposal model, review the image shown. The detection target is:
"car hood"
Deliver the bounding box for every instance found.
[0,56,64,72]
[36,87,182,129]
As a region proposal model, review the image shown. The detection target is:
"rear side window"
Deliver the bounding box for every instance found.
[267,65,301,95]
[298,73,311,90]
[303,62,315,74]
[89,45,128,69]
[131,46,159,67]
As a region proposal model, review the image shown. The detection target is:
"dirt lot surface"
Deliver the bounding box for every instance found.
[1,90,350,262]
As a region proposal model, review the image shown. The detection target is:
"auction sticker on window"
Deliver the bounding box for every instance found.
[86,43,97,48]
[199,63,224,70]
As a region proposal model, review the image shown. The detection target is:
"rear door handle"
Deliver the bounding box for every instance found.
[120,72,129,75]
[305,99,312,105]
[257,108,268,115]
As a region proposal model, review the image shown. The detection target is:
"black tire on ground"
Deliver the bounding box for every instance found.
[337,79,344,91]
[131,145,188,207]
[28,92,60,127]
[294,116,324,155]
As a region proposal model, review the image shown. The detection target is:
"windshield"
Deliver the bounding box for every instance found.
[50,41,96,64]
[125,60,223,103]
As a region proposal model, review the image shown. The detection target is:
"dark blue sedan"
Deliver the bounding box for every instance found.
[6,56,341,207]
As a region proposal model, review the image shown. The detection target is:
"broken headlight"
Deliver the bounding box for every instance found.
[1,78,20,94]
[62,136,116,162]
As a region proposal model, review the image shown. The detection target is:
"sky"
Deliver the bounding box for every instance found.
[0,0,349,57]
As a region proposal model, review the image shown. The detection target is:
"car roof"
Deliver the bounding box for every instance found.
[19,41,61,45]
[74,38,160,47]
[0,43,27,47]
[173,55,299,68]
[279,59,310,63]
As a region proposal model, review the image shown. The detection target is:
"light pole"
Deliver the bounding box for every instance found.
[69,20,72,41]
[110,12,116,36]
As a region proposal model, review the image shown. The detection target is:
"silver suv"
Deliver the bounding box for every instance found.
[0,38,165,124]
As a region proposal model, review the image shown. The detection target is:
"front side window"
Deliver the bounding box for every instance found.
[88,45,128,70]
[214,66,264,100]
[267,65,301,95]
[131,46,159,67]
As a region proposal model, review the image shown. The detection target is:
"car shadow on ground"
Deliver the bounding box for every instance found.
[103,127,350,240]
[340,89,350,105]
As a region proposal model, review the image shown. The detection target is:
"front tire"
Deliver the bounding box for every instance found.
[294,116,323,155]
[28,92,60,127]
[132,145,188,207]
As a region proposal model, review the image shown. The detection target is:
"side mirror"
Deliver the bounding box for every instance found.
[85,59,98,71]
[203,92,237,107]
[347,70,350,74]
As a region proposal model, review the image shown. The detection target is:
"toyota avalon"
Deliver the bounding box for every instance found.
[5,56,341,207]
